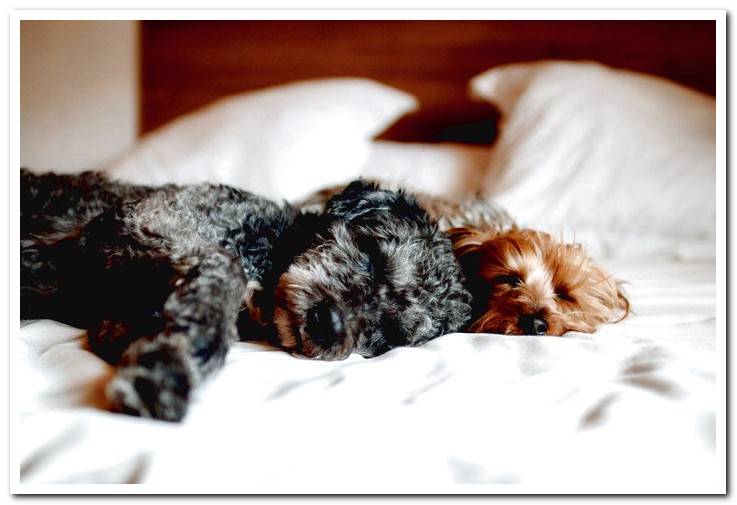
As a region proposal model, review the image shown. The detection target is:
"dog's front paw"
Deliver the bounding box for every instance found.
[106,338,193,422]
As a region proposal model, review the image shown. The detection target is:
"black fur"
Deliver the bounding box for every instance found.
[21,171,472,421]
[273,180,473,360]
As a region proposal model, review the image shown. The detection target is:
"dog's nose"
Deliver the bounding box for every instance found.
[519,314,548,335]
[305,302,344,347]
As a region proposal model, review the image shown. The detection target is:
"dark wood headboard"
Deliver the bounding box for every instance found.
[140,20,715,144]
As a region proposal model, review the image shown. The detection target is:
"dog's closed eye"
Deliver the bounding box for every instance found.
[493,274,522,287]
[555,287,575,302]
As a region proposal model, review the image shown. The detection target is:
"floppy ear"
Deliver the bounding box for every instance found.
[583,254,631,324]
[324,179,427,226]
[448,226,495,258]
[576,260,632,327]
[324,179,386,222]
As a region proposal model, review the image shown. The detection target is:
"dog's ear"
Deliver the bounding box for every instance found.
[448,226,495,258]
[324,179,427,226]
[324,179,383,221]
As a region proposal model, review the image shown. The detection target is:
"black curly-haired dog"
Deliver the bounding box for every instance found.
[21,169,471,421]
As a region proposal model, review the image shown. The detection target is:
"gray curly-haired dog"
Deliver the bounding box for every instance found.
[21,170,472,421]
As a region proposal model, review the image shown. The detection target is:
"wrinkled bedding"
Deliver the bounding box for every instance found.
[16,250,718,492]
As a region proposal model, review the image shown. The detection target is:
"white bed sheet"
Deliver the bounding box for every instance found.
[16,252,718,492]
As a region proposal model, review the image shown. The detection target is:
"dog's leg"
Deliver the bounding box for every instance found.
[106,248,247,422]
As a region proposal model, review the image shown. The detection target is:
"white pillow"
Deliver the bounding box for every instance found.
[470,61,716,241]
[104,78,417,201]
[360,140,490,199]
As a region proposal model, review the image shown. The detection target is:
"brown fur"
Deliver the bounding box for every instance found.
[451,227,629,336]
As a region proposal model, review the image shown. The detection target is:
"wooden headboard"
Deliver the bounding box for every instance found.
[140,20,715,144]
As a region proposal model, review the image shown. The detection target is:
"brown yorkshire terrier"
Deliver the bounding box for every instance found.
[298,184,630,337]
[413,195,629,335]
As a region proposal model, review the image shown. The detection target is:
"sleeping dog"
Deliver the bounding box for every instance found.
[21,171,471,421]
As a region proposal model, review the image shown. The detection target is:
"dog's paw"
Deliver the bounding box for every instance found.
[107,365,190,422]
[106,338,193,422]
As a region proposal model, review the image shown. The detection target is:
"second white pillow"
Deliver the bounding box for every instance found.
[470,60,716,241]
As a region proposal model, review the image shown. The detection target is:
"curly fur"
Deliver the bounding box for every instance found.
[21,171,471,421]
[275,180,472,360]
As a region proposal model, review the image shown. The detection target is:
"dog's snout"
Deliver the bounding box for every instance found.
[519,314,548,335]
[305,302,344,347]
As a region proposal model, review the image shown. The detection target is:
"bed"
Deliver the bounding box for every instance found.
[16,19,722,493]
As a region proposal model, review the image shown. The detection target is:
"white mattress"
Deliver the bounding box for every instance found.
[16,251,718,492]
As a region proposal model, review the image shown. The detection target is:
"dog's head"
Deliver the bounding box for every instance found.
[273,180,472,360]
[451,227,629,336]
